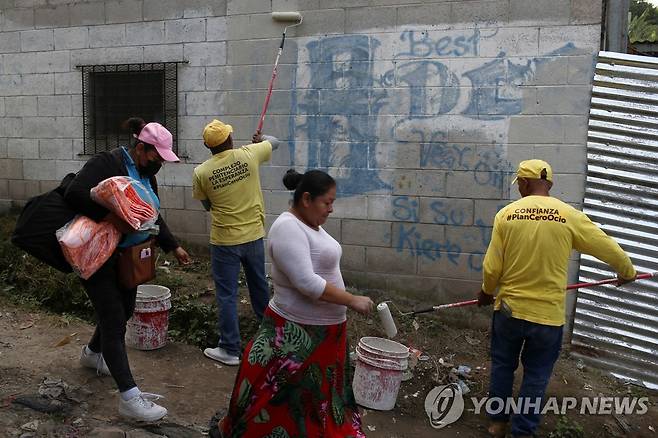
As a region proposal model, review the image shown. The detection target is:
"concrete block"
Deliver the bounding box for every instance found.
[1,117,22,137]
[417,250,482,281]
[2,8,34,31]
[539,25,600,56]
[451,0,509,26]
[227,0,270,15]
[0,98,3,117]
[144,44,184,62]
[368,195,403,222]
[259,165,287,191]
[366,246,416,275]
[54,27,89,50]
[39,138,73,159]
[3,51,69,74]
[536,85,591,115]
[68,91,81,114]
[341,219,392,247]
[445,225,488,254]
[143,0,226,21]
[478,27,539,57]
[291,8,346,37]
[164,18,205,44]
[510,0,570,25]
[263,190,291,215]
[224,89,288,115]
[227,38,297,65]
[205,66,230,91]
[272,0,319,11]
[0,31,21,53]
[182,186,204,211]
[340,244,366,272]
[21,73,54,95]
[24,158,57,180]
[55,159,83,179]
[106,0,143,24]
[568,55,596,85]
[0,75,23,96]
[89,24,126,48]
[207,16,227,41]
[40,180,60,193]
[8,138,39,159]
[34,5,69,28]
[125,21,164,46]
[160,162,196,187]
[178,115,210,140]
[550,173,584,204]
[0,180,7,200]
[162,208,207,234]
[346,6,396,33]
[3,158,23,179]
[571,0,603,25]
[322,217,340,240]
[333,195,367,220]
[508,115,564,144]
[227,13,291,40]
[397,3,451,28]
[185,91,225,116]
[534,144,586,174]
[184,42,226,66]
[473,199,508,226]
[392,221,446,259]
[373,142,419,170]
[562,115,588,144]
[5,96,37,116]
[179,66,206,91]
[70,47,144,66]
[528,55,569,85]
[157,185,185,209]
[69,2,105,26]
[417,171,447,196]
[9,179,41,200]
[55,71,81,95]
[419,197,474,226]
[22,116,82,139]
[38,95,71,116]
[20,29,54,51]
[445,170,506,199]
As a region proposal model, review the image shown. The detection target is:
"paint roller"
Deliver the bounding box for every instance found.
[256,11,303,134]
[377,272,655,338]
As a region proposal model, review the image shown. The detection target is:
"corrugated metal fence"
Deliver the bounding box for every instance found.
[572,51,658,389]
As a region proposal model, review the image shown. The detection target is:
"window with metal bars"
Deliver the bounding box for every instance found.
[80,62,180,155]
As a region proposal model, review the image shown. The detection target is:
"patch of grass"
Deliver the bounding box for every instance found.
[548,416,585,438]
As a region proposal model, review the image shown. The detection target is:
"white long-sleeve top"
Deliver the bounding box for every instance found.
[267,211,347,325]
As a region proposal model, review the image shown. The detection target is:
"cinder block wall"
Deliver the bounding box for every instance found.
[0,0,602,314]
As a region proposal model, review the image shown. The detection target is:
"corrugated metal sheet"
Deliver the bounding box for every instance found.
[572,51,658,390]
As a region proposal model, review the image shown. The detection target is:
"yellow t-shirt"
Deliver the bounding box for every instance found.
[192,141,272,246]
[482,195,636,326]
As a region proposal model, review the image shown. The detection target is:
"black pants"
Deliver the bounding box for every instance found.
[81,254,137,392]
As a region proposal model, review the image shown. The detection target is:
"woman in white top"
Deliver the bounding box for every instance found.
[216,169,373,438]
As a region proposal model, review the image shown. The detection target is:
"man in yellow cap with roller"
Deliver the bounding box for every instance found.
[193,121,279,366]
[479,159,636,438]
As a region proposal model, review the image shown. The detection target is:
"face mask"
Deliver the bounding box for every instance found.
[139,160,162,177]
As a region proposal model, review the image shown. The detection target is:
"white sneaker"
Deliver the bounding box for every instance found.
[203,347,240,366]
[118,392,167,422]
[79,346,111,376]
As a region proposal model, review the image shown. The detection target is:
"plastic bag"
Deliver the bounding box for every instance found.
[90,176,159,232]
[57,215,121,279]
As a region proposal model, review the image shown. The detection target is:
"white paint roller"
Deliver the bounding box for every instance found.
[271,11,303,22]
[377,302,398,338]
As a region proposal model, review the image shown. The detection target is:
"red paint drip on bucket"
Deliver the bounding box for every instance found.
[126,285,172,350]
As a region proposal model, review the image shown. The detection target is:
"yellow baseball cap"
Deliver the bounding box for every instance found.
[203,119,233,147]
[512,159,553,184]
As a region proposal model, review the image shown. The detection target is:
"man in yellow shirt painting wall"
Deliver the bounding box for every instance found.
[479,159,637,438]
[193,119,279,366]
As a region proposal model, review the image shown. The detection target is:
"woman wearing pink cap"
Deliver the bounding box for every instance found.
[63,117,191,422]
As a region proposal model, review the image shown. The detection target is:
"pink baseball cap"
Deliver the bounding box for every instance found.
[137,122,179,162]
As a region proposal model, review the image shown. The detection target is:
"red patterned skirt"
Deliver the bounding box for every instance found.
[219,307,366,438]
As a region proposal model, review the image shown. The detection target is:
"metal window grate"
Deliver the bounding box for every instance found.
[80,62,180,155]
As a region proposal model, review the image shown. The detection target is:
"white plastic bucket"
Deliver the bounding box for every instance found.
[352,336,409,410]
[126,285,172,350]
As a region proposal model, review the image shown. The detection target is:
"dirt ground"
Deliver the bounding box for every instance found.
[1,253,657,437]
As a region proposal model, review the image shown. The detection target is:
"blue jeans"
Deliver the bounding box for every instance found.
[211,239,270,356]
[488,311,563,437]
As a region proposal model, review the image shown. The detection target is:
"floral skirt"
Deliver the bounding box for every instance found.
[219,307,366,438]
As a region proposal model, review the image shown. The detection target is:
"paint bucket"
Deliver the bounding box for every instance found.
[352,336,409,410]
[126,285,171,350]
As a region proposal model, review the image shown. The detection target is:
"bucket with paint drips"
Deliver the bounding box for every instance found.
[126,285,171,350]
[352,336,409,410]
